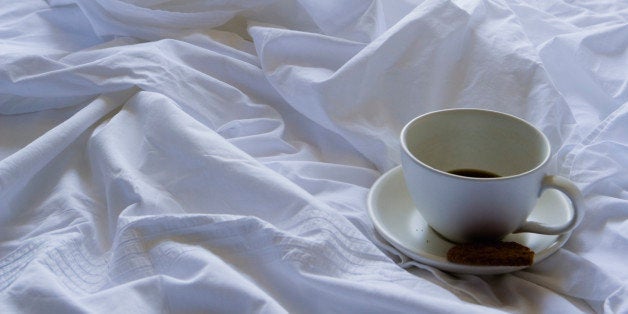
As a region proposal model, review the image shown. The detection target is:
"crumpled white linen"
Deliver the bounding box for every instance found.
[0,0,626,313]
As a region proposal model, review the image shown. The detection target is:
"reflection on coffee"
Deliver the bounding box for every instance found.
[448,168,500,178]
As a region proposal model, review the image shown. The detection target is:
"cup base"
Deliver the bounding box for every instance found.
[429,225,509,244]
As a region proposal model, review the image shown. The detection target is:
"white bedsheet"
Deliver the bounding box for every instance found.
[0,0,626,312]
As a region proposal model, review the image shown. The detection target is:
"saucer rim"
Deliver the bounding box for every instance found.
[367,166,572,275]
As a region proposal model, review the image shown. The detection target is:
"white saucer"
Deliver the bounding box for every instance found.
[367,166,573,275]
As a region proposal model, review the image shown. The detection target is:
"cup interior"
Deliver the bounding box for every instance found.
[401,109,550,178]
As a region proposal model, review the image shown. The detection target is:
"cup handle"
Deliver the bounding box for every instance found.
[514,175,584,235]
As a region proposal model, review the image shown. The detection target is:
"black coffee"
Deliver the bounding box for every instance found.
[448,168,500,178]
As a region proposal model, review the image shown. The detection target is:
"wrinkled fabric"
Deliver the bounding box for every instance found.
[0,0,626,313]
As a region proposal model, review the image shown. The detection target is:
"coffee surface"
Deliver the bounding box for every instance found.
[448,168,500,178]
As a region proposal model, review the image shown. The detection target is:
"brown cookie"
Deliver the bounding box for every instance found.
[446,241,534,266]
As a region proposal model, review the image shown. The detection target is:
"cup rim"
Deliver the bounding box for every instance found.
[400,108,552,181]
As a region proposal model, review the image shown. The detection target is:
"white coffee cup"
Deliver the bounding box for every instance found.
[400,108,584,243]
